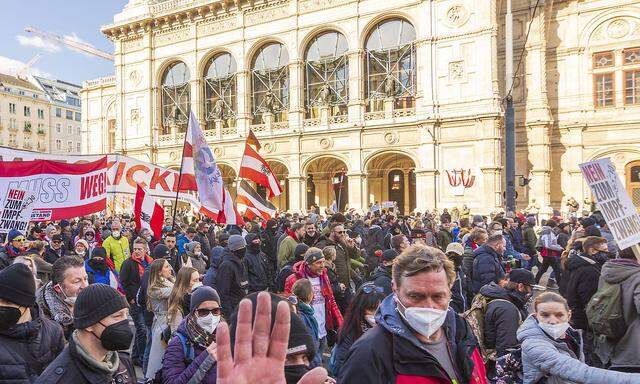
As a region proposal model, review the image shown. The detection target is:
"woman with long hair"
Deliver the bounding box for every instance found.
[168,266,200,333]
[331,282,384,377]
[145,258,175,380]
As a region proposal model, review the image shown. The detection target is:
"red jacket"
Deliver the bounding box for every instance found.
[284,261,343,331]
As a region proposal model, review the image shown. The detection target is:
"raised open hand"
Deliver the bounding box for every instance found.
[216,291,329,384]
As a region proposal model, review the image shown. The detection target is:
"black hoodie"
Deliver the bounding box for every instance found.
[244,233,270,293]
[479,282,528,357]
[565,253,601,330]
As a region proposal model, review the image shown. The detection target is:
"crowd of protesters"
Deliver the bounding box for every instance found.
[1,205,640,384]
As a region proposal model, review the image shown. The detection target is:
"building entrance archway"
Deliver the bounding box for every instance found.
[366,152,416,214]
[218,163,237,199]
[305,156,348,212]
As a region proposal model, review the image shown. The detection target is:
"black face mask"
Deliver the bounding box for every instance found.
[95,319,134,351]
[284,364,310,384]
[247,243,261,253]
[0,306,22,329]
[89,258,107,273]
[233,249,246,259]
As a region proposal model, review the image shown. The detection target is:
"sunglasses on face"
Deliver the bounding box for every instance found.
[196,307,221,317]
[360,283,385,295]
[52,240,62,244]
[13,237,26,242]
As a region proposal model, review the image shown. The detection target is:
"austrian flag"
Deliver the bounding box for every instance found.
[134,184,165,238]
[239,143,282,198]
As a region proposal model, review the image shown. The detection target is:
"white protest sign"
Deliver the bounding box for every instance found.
[0,188,38,234]
[579,158,640,250]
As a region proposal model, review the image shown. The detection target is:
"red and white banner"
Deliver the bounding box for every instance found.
[0,157,108,221]
[237,180,276,220]
[0,147,199,208]
[134,184,165,237]
[221,188,245,226]
[239,143,282,198]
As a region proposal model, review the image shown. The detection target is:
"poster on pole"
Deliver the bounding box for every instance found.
[579,158,640,250]
[0,188,37,233]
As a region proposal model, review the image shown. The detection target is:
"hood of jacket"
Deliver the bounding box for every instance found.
[539,226,553,236]
[601,259,640,284]
[370,264,392,281]
[566,253,597,272]
[210,246,225,266]
[479,282,527,309]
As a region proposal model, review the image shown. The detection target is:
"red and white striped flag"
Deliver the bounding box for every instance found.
[239,143,282,199]
[236,180,277,220]
[134,184,164,238]
[219,188,245,226]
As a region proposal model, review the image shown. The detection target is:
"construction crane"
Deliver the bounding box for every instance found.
[16,54,41,80]
[24,26,114,61]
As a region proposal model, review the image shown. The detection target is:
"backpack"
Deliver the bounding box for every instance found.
[151,332,195,384]
[586,280,628,340]
[462,294,521,362]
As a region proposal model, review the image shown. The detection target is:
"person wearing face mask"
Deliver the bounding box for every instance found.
[102,220,130,273]
[162,286,222,384]
[471,233,507,295]
[85,247,119,290]
[35,283,137,384]
[216,235,249,319]
[445,242,473,313]
[369,249,398,296]
[340,244,488,384]
[43,233,65,264]
[36,255,89,340]
[244,233,271,293]
[74,239,89,259]
[185,241,207,275]
[0,229,29,270]
[479,269,534,369]
[0,263,65,383]
[332,282,384,377]
[516,292,640,384]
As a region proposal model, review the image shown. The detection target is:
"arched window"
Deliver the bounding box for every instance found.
[161,62,190,133]
[305,31,349,118]
[204,53,237,129]
[365,19,416,112]
[251,43,289,123]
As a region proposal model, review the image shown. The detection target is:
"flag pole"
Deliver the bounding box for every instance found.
[171,115,189,229]
[337,172,344,213]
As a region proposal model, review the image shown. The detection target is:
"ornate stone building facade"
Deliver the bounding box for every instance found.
[82,0,640,215]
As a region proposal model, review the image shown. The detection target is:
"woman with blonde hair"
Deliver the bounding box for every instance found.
[145,258,175,380]
[167,266,200,333]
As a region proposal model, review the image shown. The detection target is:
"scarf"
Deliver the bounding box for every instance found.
[297,302,319,337]
[301,262,333,299]
[286,228,299,242]
[71,331,120,374]
[184,313,215,349]
[42,282,73,326]
[131,254,153,277]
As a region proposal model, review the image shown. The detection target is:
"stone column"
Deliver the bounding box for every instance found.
[562,124,586,204]
[288,60,304,130]
[236,70,251,134]
[414,169,437,213]
[347,173,367,212]
[347,50,365,123]
[287,175,305,213]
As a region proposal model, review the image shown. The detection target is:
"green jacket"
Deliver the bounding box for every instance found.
[522,223,537,256]
[278,235,299,268]
[103,236,130,272]
[436,229,453,251]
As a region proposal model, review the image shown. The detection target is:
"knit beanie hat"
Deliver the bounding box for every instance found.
[190,286,221,312]
[228,235,246,251]
[304,249,324,264]
[185,241,199,254]
[75,239,89,250]
[294,243,309,260]
[7,229,23,243]
[153,244,170,259]
[73,283,128,329]
[381,249,399,262]
[0,263,35,307]
[229,292,315,360]
[91,247,107,259]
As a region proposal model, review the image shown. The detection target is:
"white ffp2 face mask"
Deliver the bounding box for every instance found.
[196,314,220,334]
[539,321,570,339]
[395,296,448,338]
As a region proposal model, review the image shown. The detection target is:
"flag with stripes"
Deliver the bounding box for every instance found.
[134,184,164,238]
[236,180,277,220]
[239,143,282,198]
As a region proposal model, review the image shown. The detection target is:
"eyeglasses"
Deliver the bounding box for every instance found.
[360,283,385,295]
[196,307,221,317]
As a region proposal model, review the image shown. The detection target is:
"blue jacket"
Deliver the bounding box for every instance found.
[203,246,225,289]
[471,244,505,294]
[161,319,217,384]
[176,234,190,255]
[517,315,639,384]
[503,234,527,268]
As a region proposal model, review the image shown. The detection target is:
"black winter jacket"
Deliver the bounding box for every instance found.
[34,335,136,384]
[118,257,148,304]
[370,264,392,296]
[43,247,65,265]
[450,269,473,313]
[244,244,270,293]
[565,254,601,330]
[216,249,249,318]
[479,282,527,357]
[0,308,65,383]
[471,244,505,295]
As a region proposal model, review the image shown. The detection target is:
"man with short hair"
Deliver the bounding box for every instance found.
[436,221,454,251]
[471,234,506,295]
[177,226,197,255]
[194,221,212,258]
[370,249,398,296]
[36,255,88,339]
[303,220,324,247]
[102,220,130,272]
[462,227,488,277]
[118,238,153,367]
[316,224,361,297]
[0,229,28,269]
[390,233,410,254]
[0,263,65,381]
[339,245,487,383]
[35,284,137,384]
[278,222,306,268]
